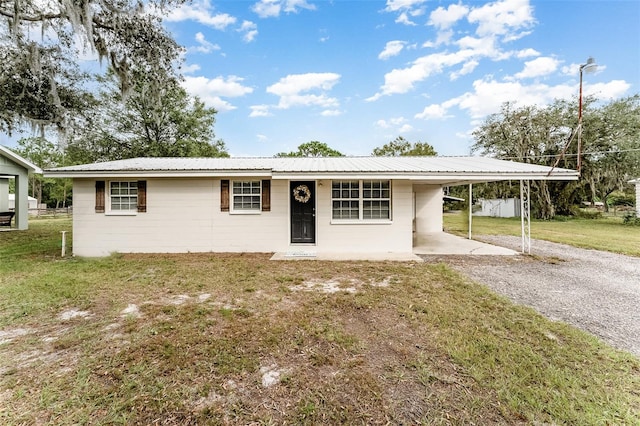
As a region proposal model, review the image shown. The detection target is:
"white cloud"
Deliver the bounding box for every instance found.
[267,72,341,109]
[239,20,258,42]
[257,134,269,141]
[468,0,535,40]
[395,12,417,26]
[379,40,406,60]
[585,80,630,99]
[513,56,559,79]
[449,78,574,119]
[516,48,540,58]
[398,124,414,133]
[384,0,427,12]
[385,0,427,25]
[376,116,409,128]
[252,0,316,18]
[190,32,220,53]
[165,0,237,30]
[450,60,479,80]
[428,3,469,29]
[182,75,254,112]
[370,0,539,101]
[321,109,342,117]
[426,76,631,130]
[250,105,272,117]
[182,63,201,74]
[423,29,455,48]
[415,104,452,120]
[367,50,478,100]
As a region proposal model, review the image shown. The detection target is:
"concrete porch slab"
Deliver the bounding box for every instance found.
[413,232,518,255]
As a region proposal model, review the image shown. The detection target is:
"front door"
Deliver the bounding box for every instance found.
[290,181,315,244]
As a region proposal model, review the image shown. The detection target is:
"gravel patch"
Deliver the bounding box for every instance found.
[421,236,640,358]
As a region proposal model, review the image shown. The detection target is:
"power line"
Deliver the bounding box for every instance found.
[501,148,640,161]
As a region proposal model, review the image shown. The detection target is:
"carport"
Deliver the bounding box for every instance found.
[0,145,42,230]
[409,157,579,254]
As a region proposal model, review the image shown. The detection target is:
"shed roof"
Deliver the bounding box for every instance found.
[45,156,578,185]
[0,145,43,174]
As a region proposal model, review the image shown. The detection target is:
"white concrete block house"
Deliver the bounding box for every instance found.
[45,156,578,257]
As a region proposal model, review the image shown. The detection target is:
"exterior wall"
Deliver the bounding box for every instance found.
[72,177,416,256]
[314,179,413,253]
[414,184,443,233]
[73,178,290,256]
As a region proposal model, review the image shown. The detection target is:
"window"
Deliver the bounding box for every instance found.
[110,181,138,211]
[332,180,391,221]
[95,180,146,214]
[232,180,261,212]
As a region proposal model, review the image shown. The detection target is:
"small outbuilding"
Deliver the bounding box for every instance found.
[8,194,38,210]
[45,156,578,257]
[474,198,521,218]
[0,145,42,230]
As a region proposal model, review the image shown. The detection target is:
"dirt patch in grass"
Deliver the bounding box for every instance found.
[1,252,639,424]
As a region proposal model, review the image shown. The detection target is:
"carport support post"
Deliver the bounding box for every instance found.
[15,173,29,230]
[0,178,8,211]
[468,184,473,240]
[520,180,531,254]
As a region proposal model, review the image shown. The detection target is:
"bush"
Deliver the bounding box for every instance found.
[570,206,602,219]
[609,193,635,207]
[623,212,640,226]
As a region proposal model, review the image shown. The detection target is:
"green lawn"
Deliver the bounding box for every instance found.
[444,211,640,257]
[0,218,639,424]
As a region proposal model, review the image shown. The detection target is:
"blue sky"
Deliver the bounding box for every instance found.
[161,0,639,157]
[6,0,640,157]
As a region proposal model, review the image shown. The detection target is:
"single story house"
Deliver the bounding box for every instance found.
[1,145,42,230]
[45,156,578,257]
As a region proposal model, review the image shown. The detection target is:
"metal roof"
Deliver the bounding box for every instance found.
[44,156,578,185]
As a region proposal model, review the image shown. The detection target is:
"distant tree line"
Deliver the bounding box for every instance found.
[471,95,640,219]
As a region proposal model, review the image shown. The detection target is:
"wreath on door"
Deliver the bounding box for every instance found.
[293,185,311,203]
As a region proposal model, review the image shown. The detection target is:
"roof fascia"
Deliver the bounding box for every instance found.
[43,170,273,179]
[273,172,579,181]
[44,170,579,182]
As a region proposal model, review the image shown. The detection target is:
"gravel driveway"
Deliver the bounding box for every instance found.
[420,236,640,358]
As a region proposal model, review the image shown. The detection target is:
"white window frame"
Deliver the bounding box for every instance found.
[331,180,392,223]
[230,180,262,214]
[106,181,138,215]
